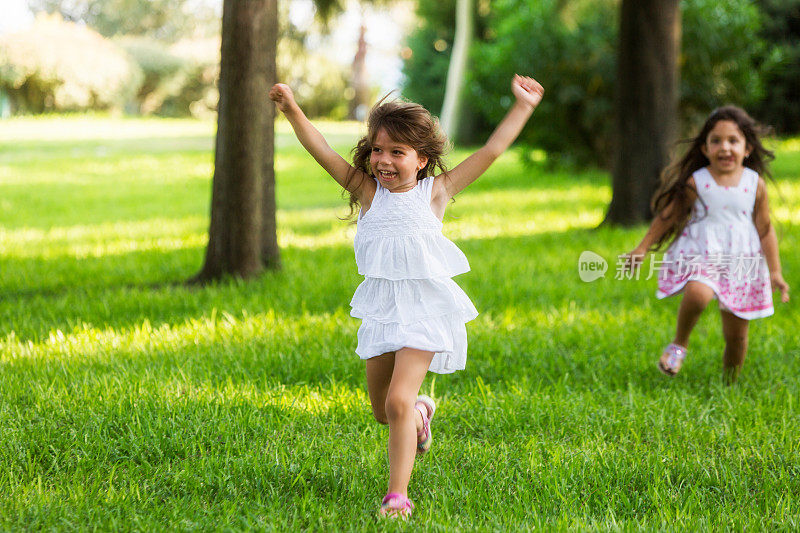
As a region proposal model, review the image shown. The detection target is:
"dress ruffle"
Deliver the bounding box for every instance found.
[350,277,478,325]
[354,232,470,280]
[354,313,469,374]
[351,176,477,374]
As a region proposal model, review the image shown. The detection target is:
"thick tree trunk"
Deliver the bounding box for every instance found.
[195,0,280,281]
[440,0,473,141]
[604,0,680,225]
[261,0,281,269]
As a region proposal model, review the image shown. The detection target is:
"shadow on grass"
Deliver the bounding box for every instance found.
[1,226,625,336]
[3,224,797,397]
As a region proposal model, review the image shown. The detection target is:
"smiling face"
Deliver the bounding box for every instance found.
[369,128,428,192]
[701,119,751,176]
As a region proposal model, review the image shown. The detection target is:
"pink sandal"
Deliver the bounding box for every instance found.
[415,395,436,455]
[379,493,414,520]
[658,343,687,376]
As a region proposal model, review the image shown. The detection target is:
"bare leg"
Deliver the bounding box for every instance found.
[673,281,715,347]
[384,347,433,497]
[721,310,749,384]
[366,352,395,425]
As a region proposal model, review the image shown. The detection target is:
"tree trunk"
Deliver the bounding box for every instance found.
[348,22,370,121]
[261,0,281,270]
[440,0,473,141]
[604,0,680,225]
[195,0,280,281]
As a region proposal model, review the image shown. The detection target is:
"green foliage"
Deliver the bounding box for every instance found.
[0,116,799,527]
[0,14,142,114]
[401,0,492,143]
[680,0,765,132]
[471,0,617,167]
[401,24,452,116]
[408,0,767,166]
[116,37,187,114]
[753,0,800,134]
[278,39,349,120]
[27,0,219,42]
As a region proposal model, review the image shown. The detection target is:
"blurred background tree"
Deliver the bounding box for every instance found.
[401,0,492,144]
[403,0,798,167]
[26,0,219,41]
[3,0,798,154]
[2,0,355,118]
[753,0,800,134]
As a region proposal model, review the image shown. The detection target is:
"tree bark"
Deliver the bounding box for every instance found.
[261,0,281,269]
[440,0,473,141]
[604,0,680,225]
[195,0,280,281]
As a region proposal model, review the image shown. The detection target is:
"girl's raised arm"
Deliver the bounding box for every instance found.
[441,75,544,199]
[269,83,369,196]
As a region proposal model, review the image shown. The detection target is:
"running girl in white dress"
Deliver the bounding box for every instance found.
[625,106,789,383]
[270,75,544,519]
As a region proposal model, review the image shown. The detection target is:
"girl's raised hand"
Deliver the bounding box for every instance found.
[512,75,544,110]
[269,83,296,114]
[771,272,790,303]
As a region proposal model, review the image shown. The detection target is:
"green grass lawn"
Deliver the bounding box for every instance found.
[1,115,799,530]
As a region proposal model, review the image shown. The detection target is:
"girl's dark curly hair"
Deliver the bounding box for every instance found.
[650,105,774,250]
[342,96,450,218]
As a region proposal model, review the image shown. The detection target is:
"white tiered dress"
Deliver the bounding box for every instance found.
[657,167,773,319]
[350,176,478,373]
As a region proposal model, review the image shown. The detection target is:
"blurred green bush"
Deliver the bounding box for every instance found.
[0,13,142,114]
[118,36,219,118]
[278,38,349,120]
[0,12,349,119]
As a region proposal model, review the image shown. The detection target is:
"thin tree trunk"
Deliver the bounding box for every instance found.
[440,0,473,141]
[604,0,680,225]
[348,22,370,121]
[195,0,275,282]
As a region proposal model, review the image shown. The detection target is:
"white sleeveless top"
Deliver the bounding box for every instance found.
[657,167,773,319]
[353,176,470,280]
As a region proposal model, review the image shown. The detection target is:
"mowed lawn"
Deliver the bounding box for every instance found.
[1,115,799,530]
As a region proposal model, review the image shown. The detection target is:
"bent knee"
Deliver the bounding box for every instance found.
[683,283,714,306]
[384,392,413,422]
[371,406,389,425]
[724,332,748,348]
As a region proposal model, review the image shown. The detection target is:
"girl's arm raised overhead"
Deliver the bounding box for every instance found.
[441,75,544,199]
[269,83,369,196]
[754,178,790,302]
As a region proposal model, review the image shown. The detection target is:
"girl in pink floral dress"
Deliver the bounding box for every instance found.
[626,106,789,382]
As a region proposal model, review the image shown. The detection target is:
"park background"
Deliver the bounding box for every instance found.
[1,0,799,529]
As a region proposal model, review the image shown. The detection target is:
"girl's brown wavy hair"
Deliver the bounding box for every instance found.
[342,95,450,219]
[649,105,774,250]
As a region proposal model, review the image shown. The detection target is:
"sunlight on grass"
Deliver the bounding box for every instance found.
[1,309,366,415]
[0,218,207,258]
[1,116,799,529]
[0,116,215,142]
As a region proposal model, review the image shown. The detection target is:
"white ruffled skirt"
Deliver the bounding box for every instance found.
[350,277,478,374]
